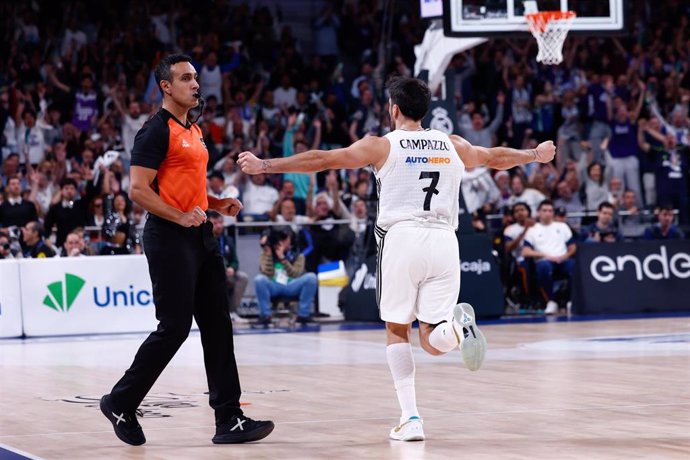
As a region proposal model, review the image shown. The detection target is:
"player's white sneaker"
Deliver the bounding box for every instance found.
[389,417,425,442]
[453,303,486,371]
[545,300,559,315]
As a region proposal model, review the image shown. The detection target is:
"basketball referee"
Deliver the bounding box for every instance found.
[100,54,274,445]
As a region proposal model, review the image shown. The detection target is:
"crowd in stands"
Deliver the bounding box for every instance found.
[1,0,689,312]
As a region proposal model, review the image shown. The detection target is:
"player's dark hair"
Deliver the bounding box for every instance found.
[155,54,193,95]
[386,77,430,121]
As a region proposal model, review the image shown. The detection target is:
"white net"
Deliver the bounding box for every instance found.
[526,11,576,65]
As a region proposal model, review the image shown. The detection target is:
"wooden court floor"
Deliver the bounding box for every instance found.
[1,316,689,459]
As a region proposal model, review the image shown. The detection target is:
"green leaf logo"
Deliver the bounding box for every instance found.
[43,274,86,312]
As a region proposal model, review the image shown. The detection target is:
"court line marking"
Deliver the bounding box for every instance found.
[1,401,688,439]
[0,442,43,459]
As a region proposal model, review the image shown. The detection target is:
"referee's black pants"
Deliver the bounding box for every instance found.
[109,214,242,424]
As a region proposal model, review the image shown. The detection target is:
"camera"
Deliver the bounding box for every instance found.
[7,226,20,240]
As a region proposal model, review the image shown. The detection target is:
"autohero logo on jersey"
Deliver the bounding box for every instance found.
[42,272,152,313]
[589,245,690,283]
[460,259,492,275]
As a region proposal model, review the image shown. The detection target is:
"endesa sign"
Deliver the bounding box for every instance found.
[572,241,690,315]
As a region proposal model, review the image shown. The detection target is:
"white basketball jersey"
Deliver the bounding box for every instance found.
[374,129,465,232]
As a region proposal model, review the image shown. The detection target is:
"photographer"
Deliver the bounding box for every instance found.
[253,227,317,327]
[0,232,19,259]
[580,201,622,243]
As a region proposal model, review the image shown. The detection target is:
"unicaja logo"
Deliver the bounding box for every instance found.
[43,273,86,313]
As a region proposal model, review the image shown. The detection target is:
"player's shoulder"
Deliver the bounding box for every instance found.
[447,133,471,150]
[357,134,390,151]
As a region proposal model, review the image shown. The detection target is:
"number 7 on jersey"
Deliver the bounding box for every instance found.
[419,171,440,211]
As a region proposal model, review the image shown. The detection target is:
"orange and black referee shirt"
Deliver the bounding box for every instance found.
[131,109,208,213]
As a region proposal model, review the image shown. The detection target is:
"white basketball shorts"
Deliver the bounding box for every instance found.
[376,223,460,325]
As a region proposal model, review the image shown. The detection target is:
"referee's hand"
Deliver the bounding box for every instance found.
[178,206,207,227]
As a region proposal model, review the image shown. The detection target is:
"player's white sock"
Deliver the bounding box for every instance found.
[386,343,419,422]
[428,320,460,353]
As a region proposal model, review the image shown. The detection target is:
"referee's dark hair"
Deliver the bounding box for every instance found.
[155,54,193,95]
[386,77,431,121]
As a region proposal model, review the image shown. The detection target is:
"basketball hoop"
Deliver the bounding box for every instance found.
[525,11,576,65]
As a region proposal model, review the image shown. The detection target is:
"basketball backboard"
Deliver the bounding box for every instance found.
[443,0,625,36]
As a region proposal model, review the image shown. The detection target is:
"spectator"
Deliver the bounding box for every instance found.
[273,74,298,110]
[458,93,505,148]
[346,197,376,275]
[581,202,622,243]
[553,180,584,230]
[653,134,689,223]
[20,221,55,258]
[348,87,379,142]
[109,89,147,172]
[208,211,249,325]
[506,175,545,215]
[306,171,354,273]
[504,202,534,265]
[45,177,100,247]
[312,4,341,64]
[509,75,533,148]
[637,117,665,207]
[522,200,577,315]
[240,173,279,221]
[1,154,21,188]
[60,230,87,257]
[556,89,583,165]
[47,70,101,135]
[16,108,46,166]
[586,74,614,163]
[643,205,684,240]
[283,117,321,213]
[493,170,512,210]
[0,176,37,228]
[254,227,317,327]
[98,214,130,256]
[578,150,613,211]
[605,80,645,205]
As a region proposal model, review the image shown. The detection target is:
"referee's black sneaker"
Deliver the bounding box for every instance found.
[212,414,275,444]
[100,394,146,446]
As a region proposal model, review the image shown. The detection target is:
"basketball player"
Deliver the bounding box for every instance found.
[238,77,556,441]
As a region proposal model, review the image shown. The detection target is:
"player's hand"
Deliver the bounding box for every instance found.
[237,151,266,175]
[178,206,207,227]
[534,141,556,163]
[214,197,243,217]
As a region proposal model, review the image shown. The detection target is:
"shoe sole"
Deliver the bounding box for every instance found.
[389,422,425,442]
[390,433,425,441]
[454,303,487,372]
[100,396,146,446]
[212,421,275,444]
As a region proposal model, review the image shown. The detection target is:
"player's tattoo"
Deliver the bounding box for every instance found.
[261,160,271,172]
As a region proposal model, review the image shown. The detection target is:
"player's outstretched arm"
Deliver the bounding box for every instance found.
[450,134,556,170]
[238,136,389,174]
